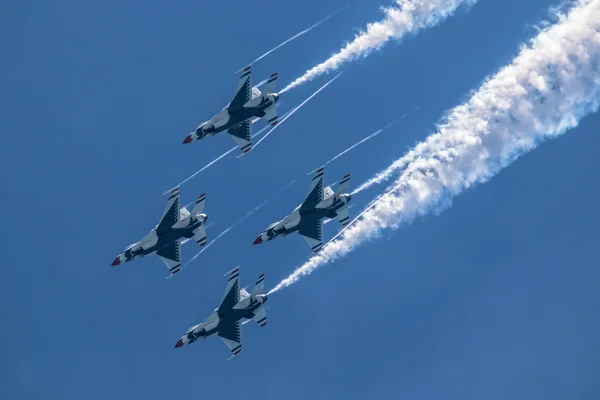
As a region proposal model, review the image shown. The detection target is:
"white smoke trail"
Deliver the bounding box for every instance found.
[251,73,342,150]
[269,0,600,294]
[307,114,409,175]
[280,0,478,93]
[245,5,349,67]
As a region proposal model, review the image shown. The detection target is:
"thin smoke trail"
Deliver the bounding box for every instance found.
[166,110,293,193]
[307,114,410,175]
[245,5,349,67]
[280,0,478,93]
[180,175,302,271]
[269,0,600,294]
[181,199,271,271]
[253,73,342,150]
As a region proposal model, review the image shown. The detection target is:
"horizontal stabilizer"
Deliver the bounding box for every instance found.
[250,273,265,297]
[335,204,350,227]
[334,174,351,197]
[192,225,207,247]
[252,306,267,327]
[261,105,278,127]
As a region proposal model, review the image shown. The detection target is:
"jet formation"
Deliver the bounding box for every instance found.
[112,65,351,359]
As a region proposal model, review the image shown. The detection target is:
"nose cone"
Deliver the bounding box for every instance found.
[174,339,184,348]
[182,134,193,144]
[253,235,264,245]
[111,256,121,266]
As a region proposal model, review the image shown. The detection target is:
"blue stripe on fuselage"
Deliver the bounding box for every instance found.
[139,219,204,257]
[277,199,347,237]
[212,99,275,135]
[218,299,262,327]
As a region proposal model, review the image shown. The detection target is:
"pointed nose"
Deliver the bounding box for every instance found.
[253,235,264,245]
[111,256,121,266]
[174,339,184,348]
[182,134,193,144]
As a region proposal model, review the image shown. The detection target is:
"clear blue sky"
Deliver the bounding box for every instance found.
[2,1,599,399]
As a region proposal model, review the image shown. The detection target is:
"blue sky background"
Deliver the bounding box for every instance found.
[2,0,600,399]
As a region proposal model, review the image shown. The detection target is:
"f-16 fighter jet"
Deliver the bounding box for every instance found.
[173,267,268,359]
[182,65,280,154]
[253,167,351,253]
[110,188,208,277]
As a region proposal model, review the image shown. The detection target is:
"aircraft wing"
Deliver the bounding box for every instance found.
[192,225,207,247]
[252,306,267,327]
[300,167,324,212]
[334,204,350,227]
[250,273,265,297]
[218,320,242,358]
[298,218,323,253]
[260,105,279,127]
[229,66,252,111]
[218,267,240,314]
[157,187,180,234]
[156,241,181,276]
[228,120,252,154]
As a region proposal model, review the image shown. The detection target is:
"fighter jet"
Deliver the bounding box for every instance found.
[173,267,268,359]
[253,167,351,253]
[110,187,208,277]
[182,65,280,155]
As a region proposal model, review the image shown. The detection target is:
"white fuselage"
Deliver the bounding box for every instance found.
[274,186,337,232]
